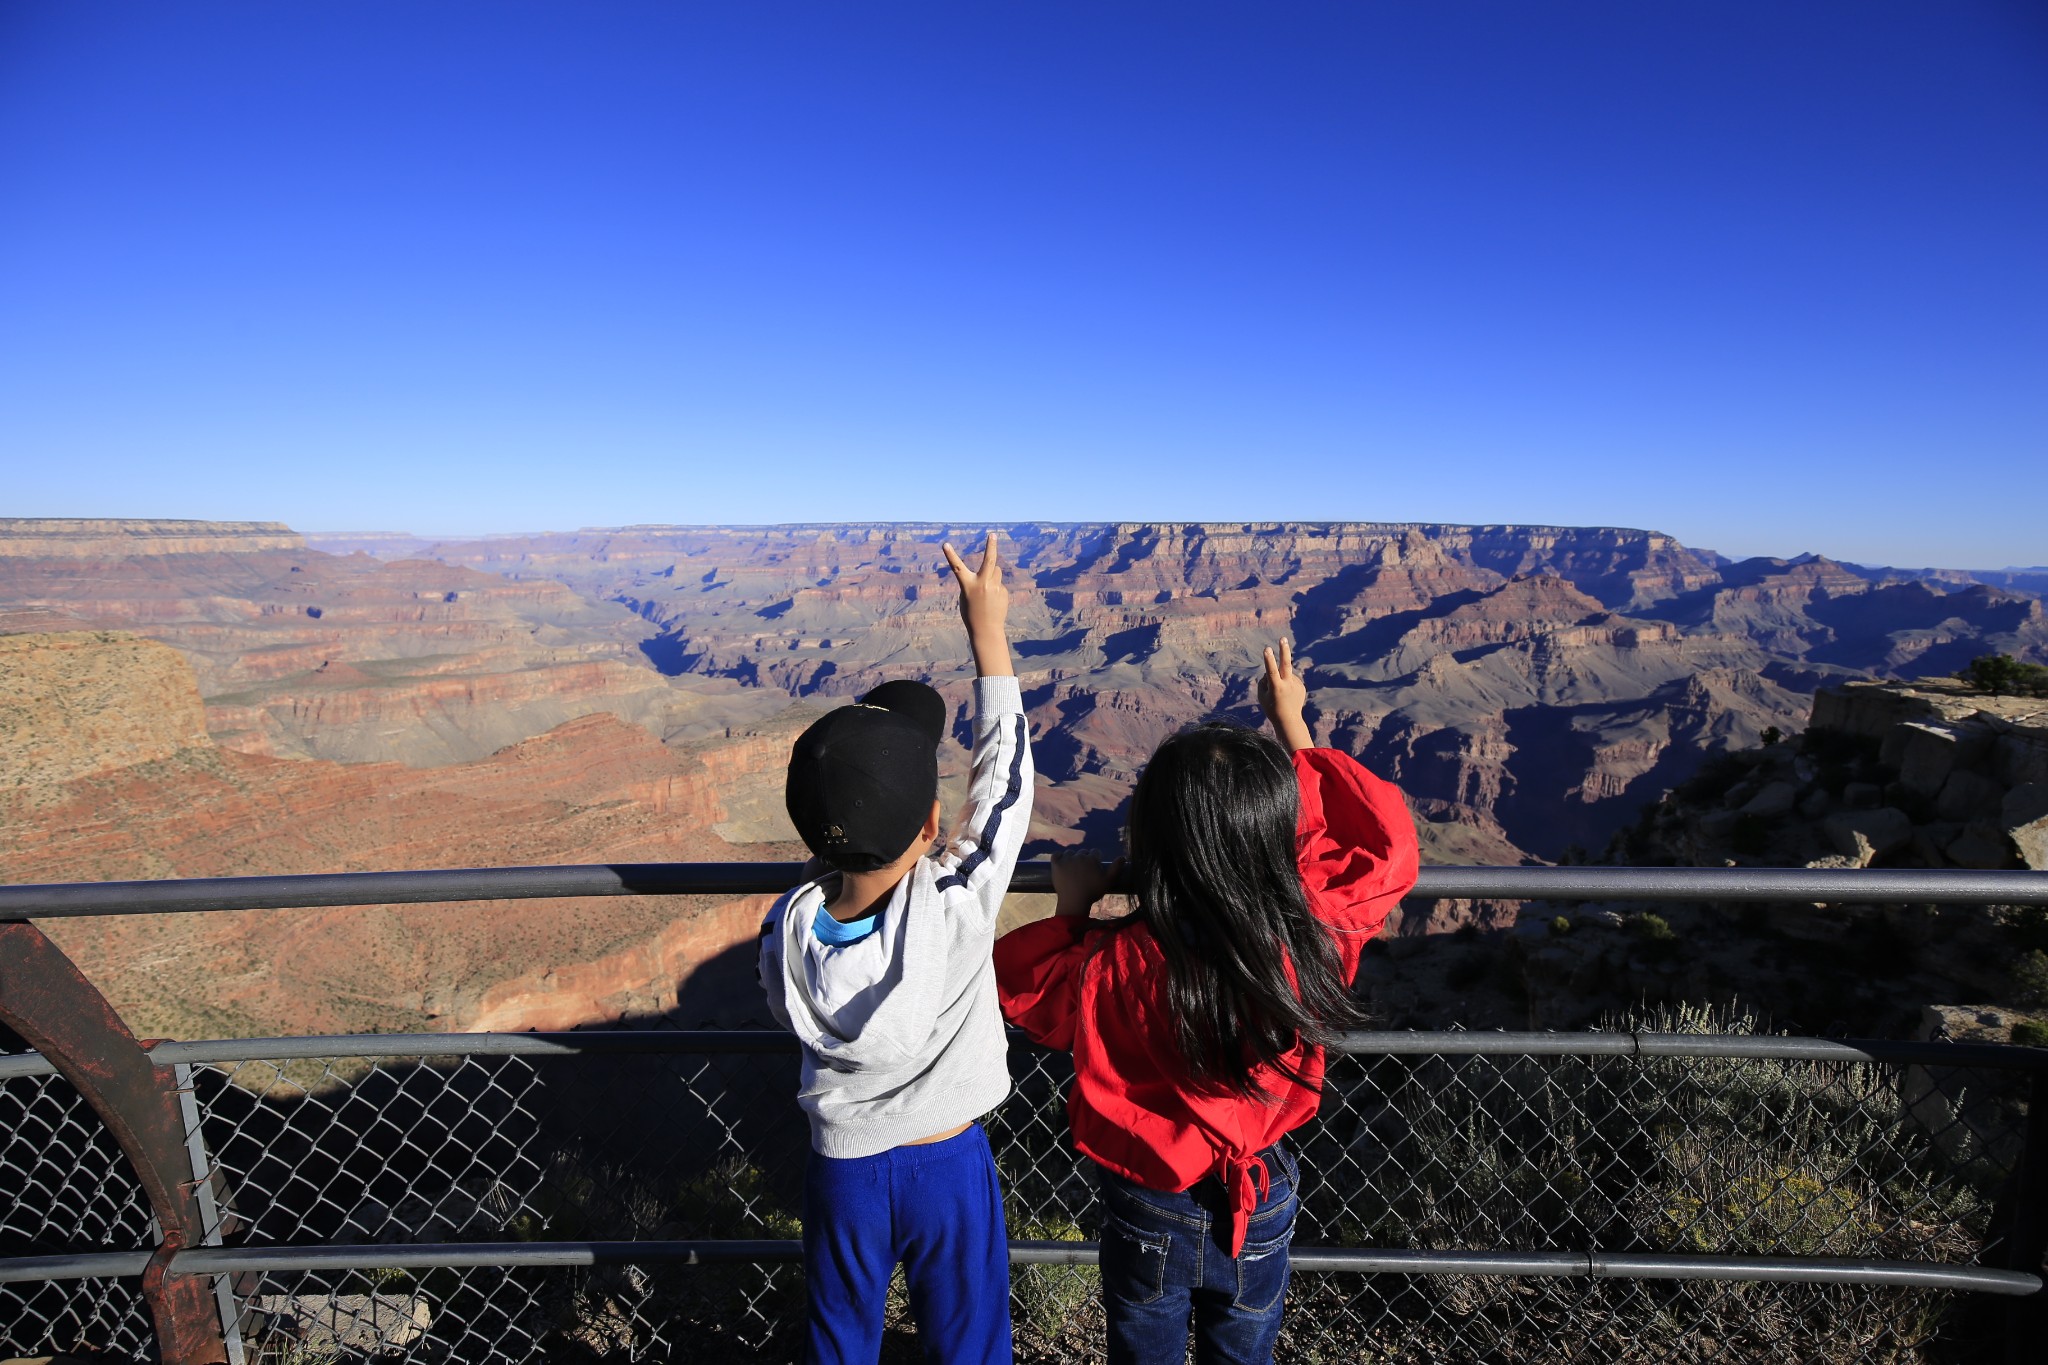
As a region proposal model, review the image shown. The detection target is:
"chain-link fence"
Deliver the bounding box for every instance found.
[3,1026,2040,1363]
[0,1040,158,1357]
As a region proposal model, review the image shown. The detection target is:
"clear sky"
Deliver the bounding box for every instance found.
[2,2,2043,568]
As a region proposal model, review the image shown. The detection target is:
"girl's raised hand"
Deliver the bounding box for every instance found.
[1258,638,1314,752]
[1051,849,1123,917]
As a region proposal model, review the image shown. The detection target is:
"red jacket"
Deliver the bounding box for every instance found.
[994,748,1419,1255]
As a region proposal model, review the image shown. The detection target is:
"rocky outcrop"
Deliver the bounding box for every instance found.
[1620,677,2048,871]
[470,893,780,1031]
[0,518,304,557]
[0,630,210,789]
[1,637,807,1040]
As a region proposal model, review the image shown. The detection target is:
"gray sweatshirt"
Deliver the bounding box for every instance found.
[759,674,1034,1158]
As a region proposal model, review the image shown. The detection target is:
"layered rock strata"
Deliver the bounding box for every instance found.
[0,519,785,766]
[1626,678,2047,872]
[318,521,2043,866]
[0,630,807,1040]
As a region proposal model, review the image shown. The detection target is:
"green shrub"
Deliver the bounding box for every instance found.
[1632,913,1677,945]
[1656,1161,1873,1256]
[2012,1019,2048,1049]
[1549,916,1572,936]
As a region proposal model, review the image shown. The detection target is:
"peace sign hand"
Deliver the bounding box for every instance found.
[1258,637,1314,752]
[941,532,1013,677]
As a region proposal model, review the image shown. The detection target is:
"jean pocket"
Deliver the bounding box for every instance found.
[1101,1211,1172,1307]
[1269,1142,1301,1191]
[1231,1210,1296,1313]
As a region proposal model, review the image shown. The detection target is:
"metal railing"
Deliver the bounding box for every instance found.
[4,860,2047,1363]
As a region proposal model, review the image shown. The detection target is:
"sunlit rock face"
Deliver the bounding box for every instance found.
[314,521,2044,864]
[4,518,2042,1038]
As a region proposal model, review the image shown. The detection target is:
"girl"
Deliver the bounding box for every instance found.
[994,639,1418,1363]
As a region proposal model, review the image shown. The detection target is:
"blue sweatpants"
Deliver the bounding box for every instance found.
[802,1123,1013,1364]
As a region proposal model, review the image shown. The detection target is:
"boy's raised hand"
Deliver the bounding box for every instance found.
[1258,638,1314,752]
[942,532,1013,677]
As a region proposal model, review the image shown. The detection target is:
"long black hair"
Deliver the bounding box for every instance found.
[1121,721,1370,1098]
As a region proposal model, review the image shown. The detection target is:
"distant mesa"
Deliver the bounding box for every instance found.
[0,517,305,557]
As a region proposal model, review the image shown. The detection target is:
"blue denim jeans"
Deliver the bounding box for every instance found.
[1093,1143,1301,1365]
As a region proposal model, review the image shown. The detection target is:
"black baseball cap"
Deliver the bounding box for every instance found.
[785,680,949,872]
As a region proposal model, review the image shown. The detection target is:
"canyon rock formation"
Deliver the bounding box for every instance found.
[0,518,786,767]
[0,625,808,1040]
[0,629,211,790]
[314,521,2046,863]
[6,517,2043,1040]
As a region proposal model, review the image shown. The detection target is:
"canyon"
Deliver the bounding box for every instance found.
[4,516,2044,1039]
[0,627,811,1039]
[312,520,2047,861]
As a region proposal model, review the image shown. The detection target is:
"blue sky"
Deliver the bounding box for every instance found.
[2,2,2043,568]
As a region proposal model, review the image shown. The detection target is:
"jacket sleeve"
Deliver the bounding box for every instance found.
[756,893,795,1032]
[932,674,1035,923]
[1294,748,1421,938]
[994,914,1091,1051]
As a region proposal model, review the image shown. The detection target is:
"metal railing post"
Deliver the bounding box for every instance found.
[172,1060,246,1365]
[0,922,228,1364]
[2007,1070,2048,1365]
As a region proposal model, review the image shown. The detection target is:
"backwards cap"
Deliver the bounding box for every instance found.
[784,680,948,872]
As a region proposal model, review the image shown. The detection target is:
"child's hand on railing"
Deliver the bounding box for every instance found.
[1052,849,1123,918]
[942,532,1013,677]
[1258,638,1313,752]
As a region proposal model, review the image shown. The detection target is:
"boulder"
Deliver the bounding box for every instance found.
[1798,788,1834,819]
[1812,682,1942,741]
[2004,782,2048,872]
[1698,809,1739,841]
[1945,824,2018,871]
[1823,807,1914,867]
[1907,1006,2031,1168]
[1740,781,1799,819]
[1842,781,1883,810]
[1934,769,2006,823]
[1995,731,2048,788]
[1912,824,1962,868]
[1885,723,1959,800]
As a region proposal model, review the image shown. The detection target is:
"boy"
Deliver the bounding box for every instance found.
[760,532,1031,1364]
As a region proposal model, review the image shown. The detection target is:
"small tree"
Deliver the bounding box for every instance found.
[1760,726,1782,747]
[2014,949,2048,1009]
[1958,653,2048,698]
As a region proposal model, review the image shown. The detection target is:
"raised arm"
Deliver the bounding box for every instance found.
[935,533,1032,916]
[942,531,1013,679]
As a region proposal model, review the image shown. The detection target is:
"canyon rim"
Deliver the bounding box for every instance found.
[3,516,2044,1039]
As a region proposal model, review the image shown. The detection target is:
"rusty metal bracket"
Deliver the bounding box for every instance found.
[0,921,227,1365]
